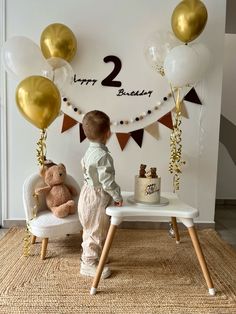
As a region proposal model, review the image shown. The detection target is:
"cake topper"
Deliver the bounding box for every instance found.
[146,167,158,178]
[139,164,147,178]
[139,165,158,178]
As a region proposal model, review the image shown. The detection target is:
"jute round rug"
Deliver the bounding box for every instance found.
[0,227,235,314]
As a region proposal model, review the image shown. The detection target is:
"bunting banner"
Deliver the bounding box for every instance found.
[184,87,202,105]
[79,123,86,143]
[60,86,202,150]
[172,101,189,119]
[158,111,173,129]
[144,122,159,140]
[130,129,144,148]
[61,114,78,133]
[116,133,131,151]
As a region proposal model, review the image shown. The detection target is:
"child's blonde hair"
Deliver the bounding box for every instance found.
[82,110,110,141]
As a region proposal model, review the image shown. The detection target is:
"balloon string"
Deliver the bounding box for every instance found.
[52,70,55,83]
[36,129,47,166]
[175,87,182,114]
[23,193,39,257]
[23,223,31,257]
[170,83,177,105]
[169,87,185,193]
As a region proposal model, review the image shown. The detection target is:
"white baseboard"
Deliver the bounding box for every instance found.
[3,219,26,228]
[2,219,215,229]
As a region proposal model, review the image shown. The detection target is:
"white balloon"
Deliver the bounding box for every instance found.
[1,36,52,80]
[144,30,180,76]
[191,43,210,80]
[44,57,74,91]
[164,45,201,87]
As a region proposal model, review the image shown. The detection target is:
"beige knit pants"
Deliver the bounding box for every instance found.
[78,184,112,265]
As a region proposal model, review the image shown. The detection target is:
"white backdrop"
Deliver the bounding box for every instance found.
[0,0,226,223]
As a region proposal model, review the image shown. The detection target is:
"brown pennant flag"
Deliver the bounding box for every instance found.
[79,123,86,143]
[172,101,189,119]
[116,133,131,150]
[184,87,202,105]
[61,114,78,133]
[130,128,144,148]
[158,111,173,129]
[144,122,159,140]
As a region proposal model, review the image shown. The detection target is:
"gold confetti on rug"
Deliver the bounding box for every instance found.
[0,227,236,314]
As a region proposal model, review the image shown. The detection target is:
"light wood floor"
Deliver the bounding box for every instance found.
[215,204,236,249]
[0,228,8,240]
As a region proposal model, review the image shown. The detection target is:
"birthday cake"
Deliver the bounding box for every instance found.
[134,164,161,204]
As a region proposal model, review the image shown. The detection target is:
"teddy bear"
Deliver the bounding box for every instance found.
[139,164,147,178]
[146,167,158,178]
[35,162,78,218]
[150,167,158,178]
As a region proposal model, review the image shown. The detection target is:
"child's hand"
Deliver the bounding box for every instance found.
[114,201,123,207]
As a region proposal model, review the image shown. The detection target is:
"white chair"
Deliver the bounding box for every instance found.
[23,173,82,260]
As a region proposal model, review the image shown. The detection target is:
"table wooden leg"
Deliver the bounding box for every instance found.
[188,226,215,296]
[171,217,180,244]
[90,224,117,295]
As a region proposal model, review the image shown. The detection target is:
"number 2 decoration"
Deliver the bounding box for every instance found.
[72,54,153,99]
[101,55,122,87]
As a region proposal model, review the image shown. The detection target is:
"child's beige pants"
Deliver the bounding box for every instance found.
[78,184,112,265]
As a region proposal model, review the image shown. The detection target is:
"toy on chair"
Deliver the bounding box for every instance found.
[35,161,78,218]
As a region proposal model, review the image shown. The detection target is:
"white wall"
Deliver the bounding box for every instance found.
[216,34,236,199]
[1,0,226,224]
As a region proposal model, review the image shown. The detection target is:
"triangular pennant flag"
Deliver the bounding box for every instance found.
[79,123,86,143]
[130,129,144,148]
[61,114,78,133]
[116,133,131,150]
[158,111,173,129]
[184,87,202,105]
[172,101,189,119]
[145,122,159,140]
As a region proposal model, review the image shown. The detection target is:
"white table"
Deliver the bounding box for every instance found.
[90,192,215,296]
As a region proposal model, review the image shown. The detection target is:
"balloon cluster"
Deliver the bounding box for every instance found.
[1,23,77,166]
[145,0,209,192]
[2,23,77,132]
[145,0,209,88]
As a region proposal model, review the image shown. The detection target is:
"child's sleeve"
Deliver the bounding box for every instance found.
[97,153,123,202]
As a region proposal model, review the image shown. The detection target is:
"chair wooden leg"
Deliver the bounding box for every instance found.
[80,229,83,238]
[31,235,36,244]
[40,238,48,260]
[90,224,117,295]
[171,217,180,244]
[188,226,215,296]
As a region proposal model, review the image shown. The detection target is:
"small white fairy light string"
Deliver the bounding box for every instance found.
[61,89,177,126]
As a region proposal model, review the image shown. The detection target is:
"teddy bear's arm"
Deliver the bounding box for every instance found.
[66,184,78,196]
[35,185,51,195]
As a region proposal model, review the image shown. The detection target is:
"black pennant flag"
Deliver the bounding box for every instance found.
[184,87,202,105]
[130,129,144,148]
[79,123,86,143]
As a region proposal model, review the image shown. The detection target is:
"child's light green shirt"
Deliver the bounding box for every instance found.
[81,142,122,202]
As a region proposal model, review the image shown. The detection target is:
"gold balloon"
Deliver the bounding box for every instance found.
[16,76,61,129]
[40,23,77,62]
[171,0,208,43]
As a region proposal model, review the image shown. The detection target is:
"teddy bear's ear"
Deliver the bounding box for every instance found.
[58,163,66,169]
